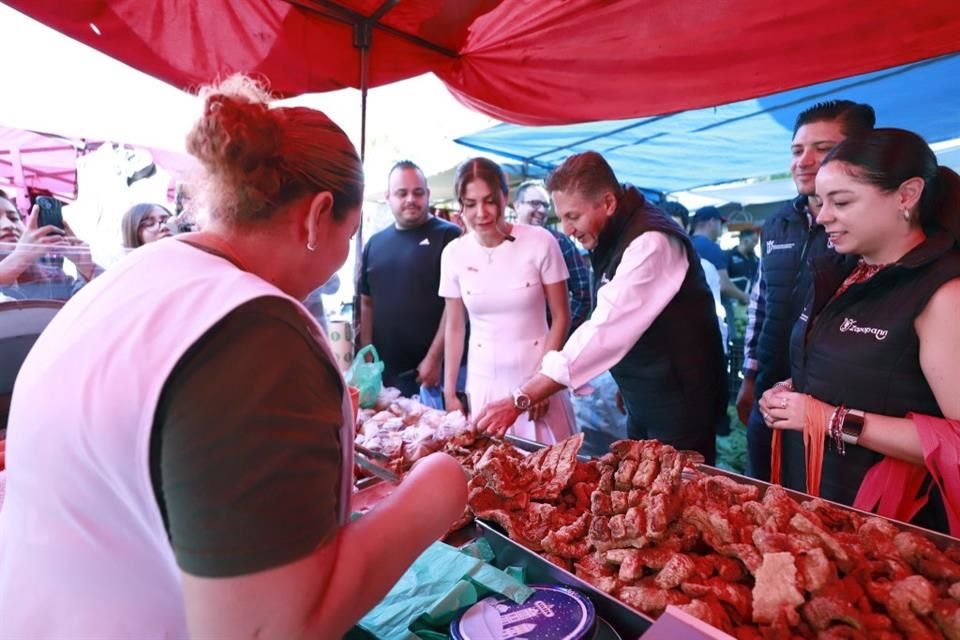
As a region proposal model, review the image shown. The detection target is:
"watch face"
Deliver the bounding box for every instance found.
[513,391,532,411]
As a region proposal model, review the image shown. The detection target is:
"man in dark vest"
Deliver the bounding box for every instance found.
[476,151,726,462]
[736,100,875,480]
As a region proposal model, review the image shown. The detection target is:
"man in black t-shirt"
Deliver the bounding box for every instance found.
[359,161,462,400]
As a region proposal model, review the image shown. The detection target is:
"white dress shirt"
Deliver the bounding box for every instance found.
[540,231,688,390]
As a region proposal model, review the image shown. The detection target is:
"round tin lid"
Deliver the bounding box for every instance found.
[451,584,596,640]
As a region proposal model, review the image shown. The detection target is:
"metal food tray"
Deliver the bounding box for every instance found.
[697,464,960,548]
[476,519,653,639]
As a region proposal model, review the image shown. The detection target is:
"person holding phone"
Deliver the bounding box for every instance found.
[0,193,99,299]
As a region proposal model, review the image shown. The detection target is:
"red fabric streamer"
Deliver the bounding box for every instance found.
[854,413,960,536]
[769,397,830,496]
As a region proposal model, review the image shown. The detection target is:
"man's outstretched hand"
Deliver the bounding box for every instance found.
[474,397,521,439]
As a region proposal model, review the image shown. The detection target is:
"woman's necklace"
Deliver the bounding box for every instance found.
[476,237,503,264]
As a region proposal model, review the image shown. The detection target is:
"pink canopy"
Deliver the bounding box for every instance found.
[0,128,85,200]
[0,125,197,207]
[4,0,960,125]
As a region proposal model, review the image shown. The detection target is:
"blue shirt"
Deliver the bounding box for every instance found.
[690,234,727,272]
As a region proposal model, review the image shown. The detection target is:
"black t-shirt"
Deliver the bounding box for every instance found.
[359,216,461,387]
[150,296,344,578]
[727,247,759,291]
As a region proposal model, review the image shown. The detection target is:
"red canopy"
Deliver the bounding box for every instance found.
[6,0,960,125]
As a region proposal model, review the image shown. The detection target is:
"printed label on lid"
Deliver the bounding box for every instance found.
[452,584,595,640]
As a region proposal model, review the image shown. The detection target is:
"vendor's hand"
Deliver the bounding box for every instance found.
[415,353,442,388]
[528,398,549,422]
[475,397,521,439]
[736,377,756,425]
[758,380,809,432]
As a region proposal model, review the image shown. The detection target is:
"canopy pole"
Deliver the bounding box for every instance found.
[351,0,400,349]
[352,21,372,348]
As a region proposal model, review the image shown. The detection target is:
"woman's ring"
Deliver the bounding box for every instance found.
[781,397,787,410]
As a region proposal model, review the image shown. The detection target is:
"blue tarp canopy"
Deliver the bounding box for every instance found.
[455,54,960,195]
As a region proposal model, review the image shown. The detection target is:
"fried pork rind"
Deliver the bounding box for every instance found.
[752,552,805,626]
[676,596,734,634]
[617,582,691,615]
[525,432,584,499]
[797,547,836,594]
[895,531,960,582]
[465,434,960,640]
[801,595,863,631]
[542,511,592,559]
[933,597,960,640]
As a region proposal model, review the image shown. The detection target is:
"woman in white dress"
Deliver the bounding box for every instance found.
[440,158,576,443]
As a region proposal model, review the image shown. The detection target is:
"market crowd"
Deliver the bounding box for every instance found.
[0,77,958,638]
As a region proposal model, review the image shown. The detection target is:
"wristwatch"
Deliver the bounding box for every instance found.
[512,388,533,412]
[840,409,866,445]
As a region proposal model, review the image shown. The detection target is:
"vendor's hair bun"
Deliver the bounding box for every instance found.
[186,74,363,223]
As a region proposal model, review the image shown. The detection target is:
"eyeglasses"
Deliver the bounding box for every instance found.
[138,214,171,230]
[519,200,550,210]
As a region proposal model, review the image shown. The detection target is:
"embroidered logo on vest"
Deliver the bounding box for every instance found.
[840,317,888,341]
[766,240,796,253]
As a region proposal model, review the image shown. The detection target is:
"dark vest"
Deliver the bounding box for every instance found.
[591,186,727,451]
[785,231,960,533]
[755,196,831,396]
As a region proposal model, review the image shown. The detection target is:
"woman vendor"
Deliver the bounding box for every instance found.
[0,75,468,637]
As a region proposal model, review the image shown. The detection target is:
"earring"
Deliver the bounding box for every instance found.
[306,241,317,252]
[901,208,911,222]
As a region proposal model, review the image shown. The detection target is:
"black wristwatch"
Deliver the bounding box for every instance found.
[512,388,533,412]
[841,409,866,445]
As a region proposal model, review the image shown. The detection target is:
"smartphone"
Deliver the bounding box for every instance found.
[36,196,65,230]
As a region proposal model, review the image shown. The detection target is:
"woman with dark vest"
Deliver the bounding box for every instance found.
[760,128,960,534]
[0,75,468,637]
[476,151,727,463]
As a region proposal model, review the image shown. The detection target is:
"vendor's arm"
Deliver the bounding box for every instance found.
[417,307,446,387]
[158,297,467,638]
[182,453,467,639]
[761,278,960,466]
[476,232,687,435]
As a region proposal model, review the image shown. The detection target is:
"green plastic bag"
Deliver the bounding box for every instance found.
[347,345,385,409]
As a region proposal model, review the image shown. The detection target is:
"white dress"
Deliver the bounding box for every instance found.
[439,224,576,443]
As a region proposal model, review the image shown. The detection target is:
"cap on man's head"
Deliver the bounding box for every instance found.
[691,206,726,225]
